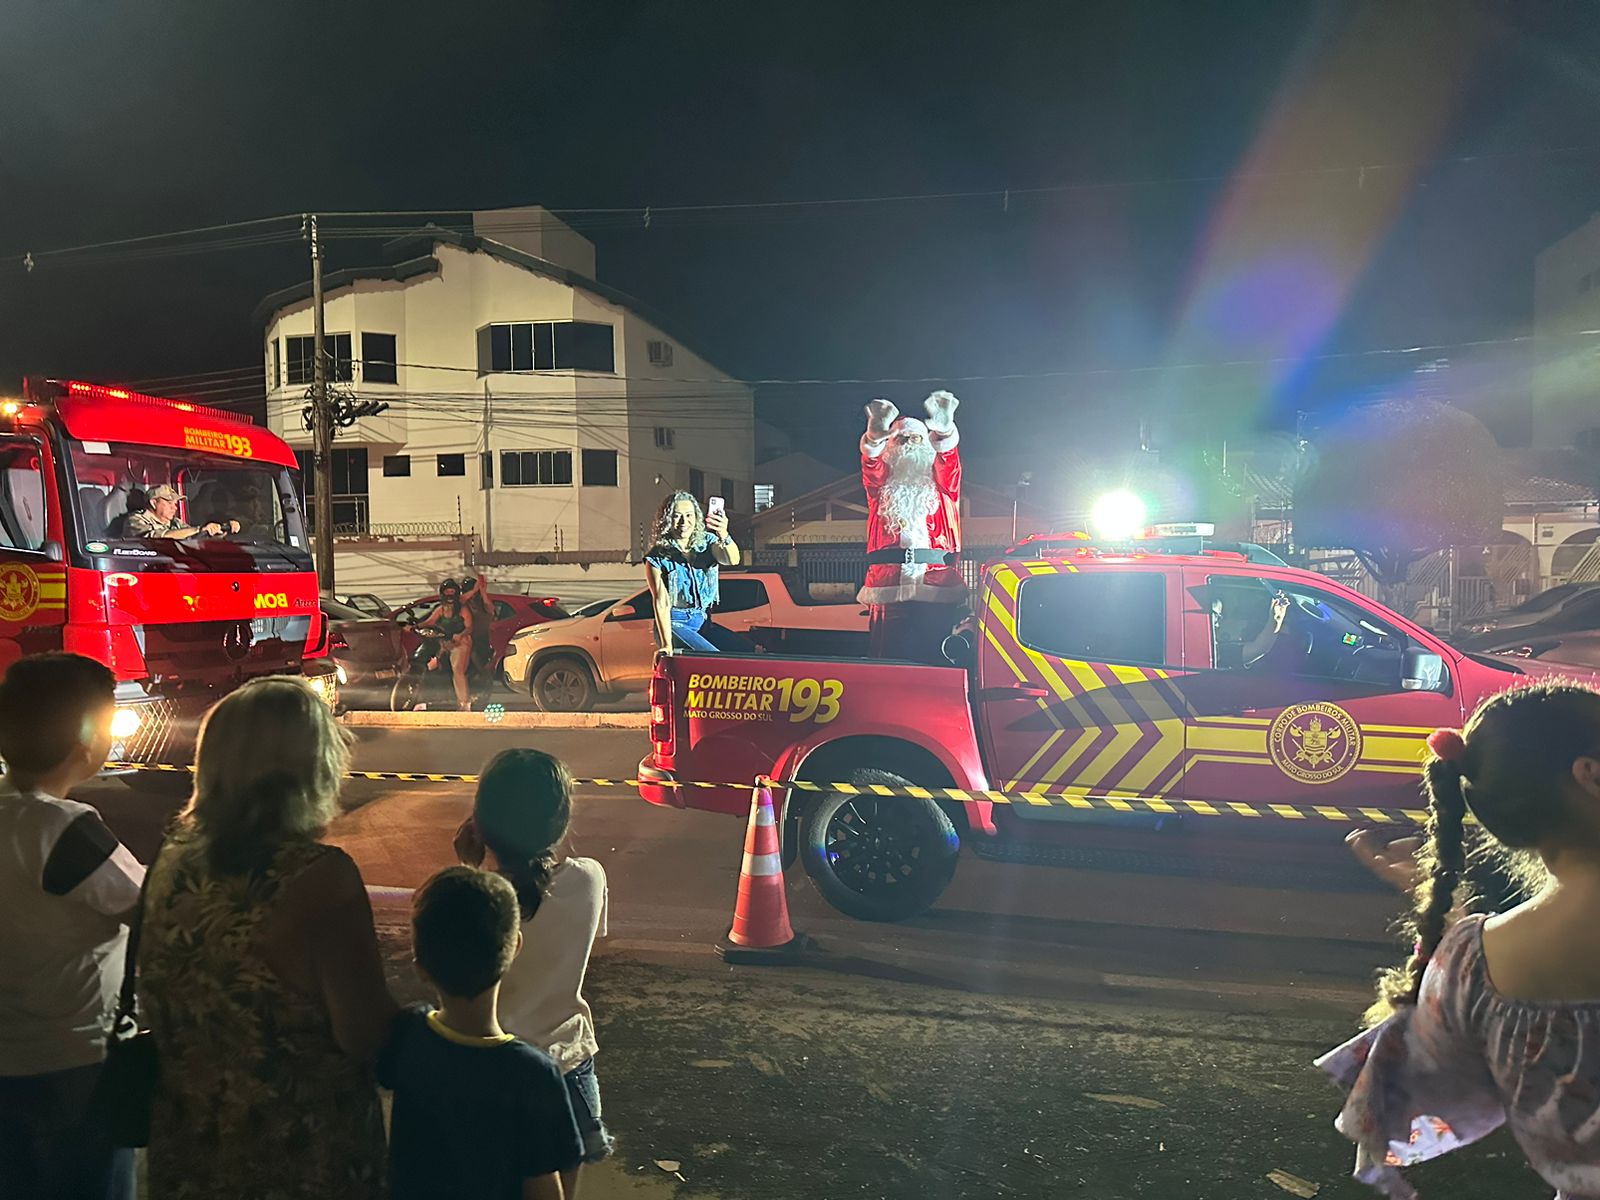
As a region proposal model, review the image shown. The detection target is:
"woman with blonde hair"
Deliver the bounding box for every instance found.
[137,677,395,1199]
[644,490,747,654]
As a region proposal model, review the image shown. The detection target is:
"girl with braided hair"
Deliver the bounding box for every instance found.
[1318,682,1600,1199]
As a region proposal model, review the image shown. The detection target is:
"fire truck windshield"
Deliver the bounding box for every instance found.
[67,440,307,567]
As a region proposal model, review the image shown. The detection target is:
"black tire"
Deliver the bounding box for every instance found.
[529,657,597,713]
[797,768,960,922]
[390,673,421,712]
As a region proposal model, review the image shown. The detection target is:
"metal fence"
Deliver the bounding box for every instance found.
[752,545,1009,596]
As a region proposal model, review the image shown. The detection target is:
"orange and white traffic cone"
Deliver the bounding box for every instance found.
[715,777,817,964]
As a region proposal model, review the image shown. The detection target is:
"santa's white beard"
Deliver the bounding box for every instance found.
[878,441,937,548]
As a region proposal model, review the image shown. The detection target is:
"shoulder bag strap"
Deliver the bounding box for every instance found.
[113,844,158,1029]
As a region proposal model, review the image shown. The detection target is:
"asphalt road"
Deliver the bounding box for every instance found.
[86,727,1551,1198]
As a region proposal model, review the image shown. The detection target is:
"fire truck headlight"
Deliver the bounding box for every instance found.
[1090,491,1147,541]
[306,672,338,707]
[110,708,142,739]
[336,664,350,686]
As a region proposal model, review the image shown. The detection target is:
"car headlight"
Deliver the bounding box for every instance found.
[110,707,142,739]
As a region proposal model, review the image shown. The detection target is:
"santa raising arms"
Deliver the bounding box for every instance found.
[858,390,967,661]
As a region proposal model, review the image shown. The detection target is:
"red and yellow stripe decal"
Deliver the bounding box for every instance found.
[983,562,1434,799]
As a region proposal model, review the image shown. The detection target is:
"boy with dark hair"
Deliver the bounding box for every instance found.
[380,865,584,1200]
[0,652,144,1199]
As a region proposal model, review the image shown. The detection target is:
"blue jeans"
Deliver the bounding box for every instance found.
[564,1058,614,1163]
[668,609,752,654]
[0,1062,135,1200]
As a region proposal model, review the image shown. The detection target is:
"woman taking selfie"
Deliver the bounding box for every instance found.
[643,491,749,654]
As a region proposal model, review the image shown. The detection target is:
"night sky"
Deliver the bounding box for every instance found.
[4,0,1600,484]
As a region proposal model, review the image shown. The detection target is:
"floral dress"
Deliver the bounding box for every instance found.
[1318,914,1600,1199]
[138,831,386,1199]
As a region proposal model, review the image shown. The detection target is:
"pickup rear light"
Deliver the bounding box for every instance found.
[649,671,674,754]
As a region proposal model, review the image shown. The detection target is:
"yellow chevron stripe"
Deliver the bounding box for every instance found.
[1011,728,1067,785]
[1112,720,1186,793]
[1035,727,1104,786]
[1193,715,1272,726]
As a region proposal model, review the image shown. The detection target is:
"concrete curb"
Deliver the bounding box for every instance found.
[342,710,650,730]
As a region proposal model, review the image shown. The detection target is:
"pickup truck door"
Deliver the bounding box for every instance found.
[1173,567,1463,813]
[975,563,1187,820]
[0,436,68,673]
[599,591,659,692]
[709,577,774,639]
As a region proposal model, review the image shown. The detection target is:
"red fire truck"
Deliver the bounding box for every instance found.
[0,379,336,783]
[639,534,1600,920]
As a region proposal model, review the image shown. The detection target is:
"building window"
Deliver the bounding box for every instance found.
[270,339,281,390]
[501,450,573,487]
[362,333,398,384]
[720,478,736,508]
[287,336,316,386]
[437,453,466,477]
[647,339,674,367]
[285,333,353,384]
[581,448,618,487]
[653,426,675,450]
[754,483,776,512]
[382,455,411,478]
[478,321,616,374]
[688,468,705,499]
[294,447,369,533]
[480,452,494,489]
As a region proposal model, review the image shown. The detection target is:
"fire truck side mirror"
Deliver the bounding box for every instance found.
[41,540,63,563]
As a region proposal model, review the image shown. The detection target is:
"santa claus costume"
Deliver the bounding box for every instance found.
[857,391,967,661]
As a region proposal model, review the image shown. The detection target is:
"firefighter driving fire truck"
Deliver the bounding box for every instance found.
[639,520,1600,921]
[0,379,336,783]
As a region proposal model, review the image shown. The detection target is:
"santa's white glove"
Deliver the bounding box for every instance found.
[924,390,959,435]
[865,399,899,437]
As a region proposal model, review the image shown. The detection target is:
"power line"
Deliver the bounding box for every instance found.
[10,138,1600,270]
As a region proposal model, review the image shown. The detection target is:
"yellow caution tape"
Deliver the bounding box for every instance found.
[102,762,1425,824]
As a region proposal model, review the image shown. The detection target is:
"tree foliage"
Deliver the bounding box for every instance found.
[1293,400,1503,585]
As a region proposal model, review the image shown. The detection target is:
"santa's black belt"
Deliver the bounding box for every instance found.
[866,548,959,566]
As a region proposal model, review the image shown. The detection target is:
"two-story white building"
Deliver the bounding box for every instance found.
[257,206,754,602]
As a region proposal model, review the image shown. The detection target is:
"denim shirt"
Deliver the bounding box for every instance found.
[646,535,720,611]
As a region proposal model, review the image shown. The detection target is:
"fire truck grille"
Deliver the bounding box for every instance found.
[113,699,194,766]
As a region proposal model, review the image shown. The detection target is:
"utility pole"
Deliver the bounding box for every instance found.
[306,214,335,592]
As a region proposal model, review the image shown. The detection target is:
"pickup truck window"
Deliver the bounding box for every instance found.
[1017,572,1166,666]
[1203,575,1407,686]
[714,579,769,613]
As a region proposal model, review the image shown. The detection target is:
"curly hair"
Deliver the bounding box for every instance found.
[1364,681,1600,1025]
[651,490,704,549]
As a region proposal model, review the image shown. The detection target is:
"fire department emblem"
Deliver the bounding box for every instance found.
[1269,702,1362,785]
[0,563,40,623]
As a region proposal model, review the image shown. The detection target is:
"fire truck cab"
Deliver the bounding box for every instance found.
[0,379,334,774]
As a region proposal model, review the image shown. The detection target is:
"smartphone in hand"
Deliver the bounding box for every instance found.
[707,496,725,520]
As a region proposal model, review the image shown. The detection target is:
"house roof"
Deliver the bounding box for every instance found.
[251,224,739,379]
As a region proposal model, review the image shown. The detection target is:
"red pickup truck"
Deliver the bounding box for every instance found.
[639,542,1596,920]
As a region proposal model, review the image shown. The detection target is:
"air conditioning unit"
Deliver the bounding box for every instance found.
[647,340,674,367]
